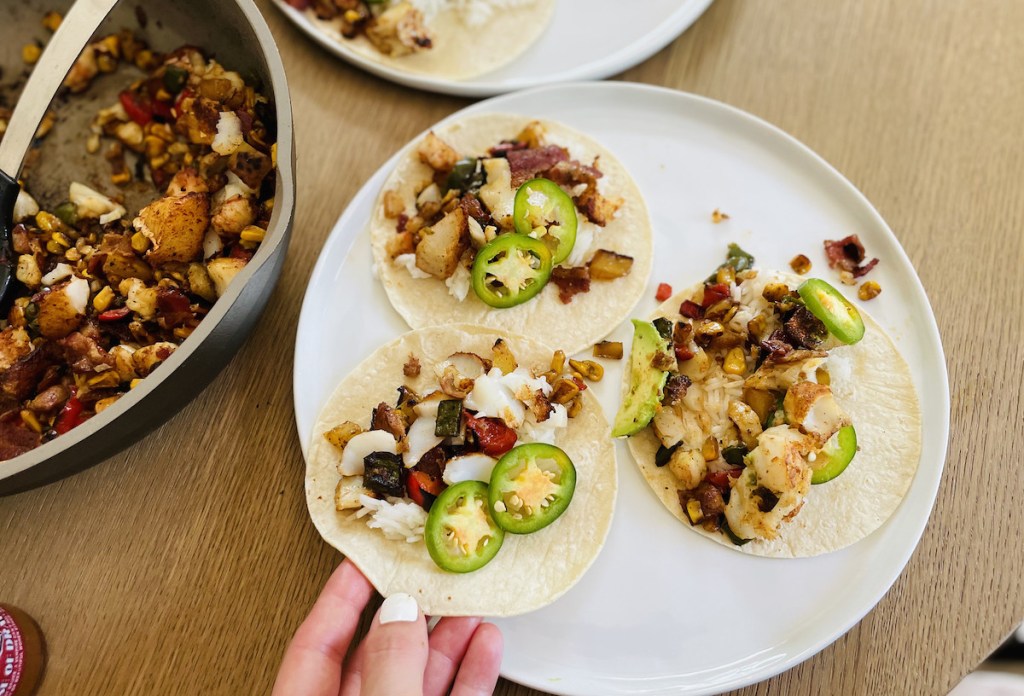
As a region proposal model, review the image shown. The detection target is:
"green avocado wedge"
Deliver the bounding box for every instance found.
[611,319,671,437]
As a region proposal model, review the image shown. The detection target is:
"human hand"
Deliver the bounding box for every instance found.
[273,559,503,696]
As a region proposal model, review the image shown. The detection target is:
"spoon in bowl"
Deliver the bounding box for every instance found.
[0,0,121,301]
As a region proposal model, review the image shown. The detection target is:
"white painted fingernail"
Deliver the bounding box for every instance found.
[379,593,418,624]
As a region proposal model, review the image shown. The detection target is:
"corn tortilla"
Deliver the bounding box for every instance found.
[626,271,923,558]
[303,1,556,80]
[306,325,617,616]
[370,113,654,356]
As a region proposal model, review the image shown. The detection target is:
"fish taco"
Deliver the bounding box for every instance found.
[306,325,616,615]
[285,0,556,80]
[370,113,653,356]
[613,249,922,557]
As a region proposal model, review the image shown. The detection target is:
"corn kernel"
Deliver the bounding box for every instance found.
[93,286,115,312]
[86,133,101,154]
[701,436,719,462]
[240,226,265,243]
[51,231,71,249]
[22,43,41,65]
[144,135,166,158]
[839,270,856,286]
[94,396,120,413]
[686,499,704,524]
[96,54,117,73]
[130,378,143,389]
[550,350,566,374]
[35,211,66,233]
[567,395,584,418]
[130,231,151,253]
[20,410,42,433]
[98,35,120,57]
[42,11,62,31]
[723,347,746,375]
[568,359,604,382]
[858,280,881,301]
[149,154,169,170]
[716,265,735,285]
[134,49,154,69]
[343,9,361,22]
[711,209,729,224]
[271,142,278,168]
[88,371,121,388]
[45,239,64,255]
[789,254,812,275]
[173,327,194,340]
[263,197,275,213]
[111,170,132,185]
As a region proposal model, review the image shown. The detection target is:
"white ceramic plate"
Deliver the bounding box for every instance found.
[293,82,949,695]
[270,0,713,97]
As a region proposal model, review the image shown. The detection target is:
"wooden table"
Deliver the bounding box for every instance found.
[2,0,1022,693]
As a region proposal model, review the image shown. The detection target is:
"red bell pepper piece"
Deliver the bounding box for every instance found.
[119,90,153,126]
[655,283,673,302]
[701,282,730,309]
[464,413,517,457]
[406,471,443,511]
[679,300,703,319]
[54,392,84,435]
[706,469,743,492]
[98,307,131,322]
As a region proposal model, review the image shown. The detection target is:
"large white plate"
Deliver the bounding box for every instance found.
[271,0,713,97]
[293,82,949,695]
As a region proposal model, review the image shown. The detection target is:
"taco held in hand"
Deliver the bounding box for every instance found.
[370,114,653,356]
[306,326,616,616]
[614,247,922,557]
[285,0,555,80]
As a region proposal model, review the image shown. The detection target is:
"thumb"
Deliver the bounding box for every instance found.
[360,593,429,696]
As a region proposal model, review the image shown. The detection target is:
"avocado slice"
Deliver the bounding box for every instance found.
[611,319,672,437]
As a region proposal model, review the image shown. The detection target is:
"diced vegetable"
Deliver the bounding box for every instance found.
[513,178,577,264]
[425,481,504,573]
[488,443,576,534]
[611,320,672,437]
[592,341,623,360]
[587,249,633,280]
[471,233,553,308]
[797,278,865,344]
[362,451,405,498]
[434,399,463,437]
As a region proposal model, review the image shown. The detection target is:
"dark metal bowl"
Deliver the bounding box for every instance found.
[0,0,294,494]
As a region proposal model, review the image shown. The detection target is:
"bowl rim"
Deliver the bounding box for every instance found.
[0,0,295,482]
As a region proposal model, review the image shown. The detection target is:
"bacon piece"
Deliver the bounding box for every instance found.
[545,159,603,189]
[488,140,528,157]
[0,419,42,460]
[0,350,52,401]
[760,329,794,361]
[823,234,879,277]
[459,193,493,228]
[550,266,591,304]
[506,146,569,187]
[156,287,193,329]
[59,332,115,374]
[661,373,692,407]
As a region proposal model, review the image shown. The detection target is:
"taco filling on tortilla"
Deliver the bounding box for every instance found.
[284,0,555,80]
[613,245,922,557]
[307,326,615,614]
[371,114,653,355]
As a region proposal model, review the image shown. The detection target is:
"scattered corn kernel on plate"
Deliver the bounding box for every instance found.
[293,82,949,695]
[271,0,714,97]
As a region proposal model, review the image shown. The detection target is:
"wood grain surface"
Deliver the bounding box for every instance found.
[2,0,1022,694]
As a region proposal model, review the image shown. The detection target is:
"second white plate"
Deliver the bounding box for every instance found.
[293,82,949,695]
[271,0,713,97]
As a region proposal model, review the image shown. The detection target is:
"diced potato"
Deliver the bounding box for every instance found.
[187,262,218,303]
[0,327,32,371]
[211,195,257,235]
[119,278,158,320]
[335,476,368,511]
[416,131,459,172]
[16,254,42,288]
[37,284,84,339]
[133,342,176,376]
[365,2,432,57]
[491,338,518,375]
[134,192,210,265]
[588,249,634,280]
[478,158,513,229]
[415,207,468,279]
[324,421,364,451]
[206,257,248,297]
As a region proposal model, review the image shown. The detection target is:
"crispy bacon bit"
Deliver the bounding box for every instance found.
[577,190,622,226]
[396,213,409,234]
[760,329,795,361]
[371,401,407,440]
[156,287,193,328]
[783,306,828,349]
[661,373,692,406]
[655,283,673,301]
[488,140,528,157]
[0,419,42,460]
[679,300,703,319]
[459,193,492,228]
[403,354,421,378]
[545,159,603,189]
[711,209,730,223]
[824,234,879,278]
[551,266,591,304]
[506,145,569,187]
